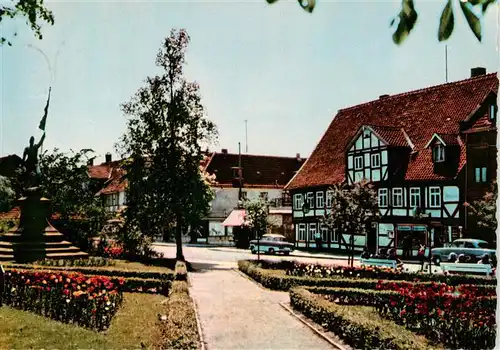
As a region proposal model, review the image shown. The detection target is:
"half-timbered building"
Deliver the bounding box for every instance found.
[285,68,498,256]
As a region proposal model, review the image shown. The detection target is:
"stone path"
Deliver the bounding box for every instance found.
[189,262,333,350]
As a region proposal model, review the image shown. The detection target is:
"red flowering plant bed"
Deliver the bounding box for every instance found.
[284,261,496,285]
[311,281,497,349]
[3,270,124,331]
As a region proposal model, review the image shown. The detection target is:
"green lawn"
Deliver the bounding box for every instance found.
[0,292,169,349]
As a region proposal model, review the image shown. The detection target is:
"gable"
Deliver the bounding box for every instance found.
[348,126,386,152]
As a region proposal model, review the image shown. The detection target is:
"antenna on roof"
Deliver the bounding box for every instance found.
[244,120,248,153]
[445,45,448,83]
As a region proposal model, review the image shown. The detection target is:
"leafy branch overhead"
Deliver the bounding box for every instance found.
[0,0,54,46]
[266,0,496,44]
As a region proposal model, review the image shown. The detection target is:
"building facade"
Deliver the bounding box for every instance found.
[202,149,305,245]
[286,68,497,256]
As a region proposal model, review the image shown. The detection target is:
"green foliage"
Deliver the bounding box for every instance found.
[289,288,436,350]
[470,181,497,232]
[33,257,115,267]
[0,175,15,212]
[0,0,54,46]
[321,180,379,265]
[37,148,109,250]
[267,0,496,44]
[243,197,270,237]
[118,29,217,261]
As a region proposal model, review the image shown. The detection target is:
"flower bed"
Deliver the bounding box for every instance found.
[34,257,116,268]
[304,283,497,349]
[6,264,174,281]
[3,270,124,331]
[284,261,496,285]
[290,287,436,350]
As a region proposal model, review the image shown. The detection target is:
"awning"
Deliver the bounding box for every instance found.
[222,210,246,227]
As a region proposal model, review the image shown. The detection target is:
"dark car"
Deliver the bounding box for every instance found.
[431,238,496,265]
[249,234,294,255]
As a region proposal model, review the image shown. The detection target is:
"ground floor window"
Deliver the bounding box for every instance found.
[308,223,317,241]
[298,223,306,241]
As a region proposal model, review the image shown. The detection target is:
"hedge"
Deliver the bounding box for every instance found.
[239,260,497,288]
[6,264,174,281]
[290,287,437,350]
[302,286,497,349]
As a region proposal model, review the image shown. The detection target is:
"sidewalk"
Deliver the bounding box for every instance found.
[189,264,333,349]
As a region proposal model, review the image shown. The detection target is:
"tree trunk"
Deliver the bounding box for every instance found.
[175,215,185,261]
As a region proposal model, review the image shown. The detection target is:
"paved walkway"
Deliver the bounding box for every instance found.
[189,263,333,350]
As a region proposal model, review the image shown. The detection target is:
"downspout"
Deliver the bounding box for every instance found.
[464,133,468,235]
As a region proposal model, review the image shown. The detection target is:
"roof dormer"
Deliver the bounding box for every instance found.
[424,133,460,163]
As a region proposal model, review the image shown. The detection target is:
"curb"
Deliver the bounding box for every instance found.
[188,275,207,350]
[279,302,346,350]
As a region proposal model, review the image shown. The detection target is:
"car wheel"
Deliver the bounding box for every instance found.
[284,251,290,256]
[251,249,256,254]
[268,248,275,255]
[432,255,441,266]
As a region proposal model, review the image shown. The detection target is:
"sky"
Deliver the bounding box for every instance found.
[0,0,498,163]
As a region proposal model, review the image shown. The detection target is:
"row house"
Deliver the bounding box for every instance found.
[285,68,497,256]
[201,149,306,245]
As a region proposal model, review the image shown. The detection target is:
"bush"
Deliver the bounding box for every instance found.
[34,257,115,268]
[156,281,200,349]
[256,260,497,286]
[6,264,174,281]
[305,284,497,349]
[3,270,123,331]
[174,261,188,281]
[290,287,435,350]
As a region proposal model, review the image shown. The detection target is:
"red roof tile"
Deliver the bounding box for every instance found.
[368,125,411,148]
[286,73,498,190]
[205,152,306,188]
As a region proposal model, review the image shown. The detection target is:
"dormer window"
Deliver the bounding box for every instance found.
[432,144,445,163]
[489,104,496,121]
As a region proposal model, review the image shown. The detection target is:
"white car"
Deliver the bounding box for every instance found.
[249,234,294,255]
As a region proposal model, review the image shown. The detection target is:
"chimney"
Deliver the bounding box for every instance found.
[87,158,94,166]
[471,67,486,78]
[105,153,112,163]
[296,153,301,161]
[221,148,228,154]
[379,94,390,99]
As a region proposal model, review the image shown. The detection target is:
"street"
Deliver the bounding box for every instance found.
[153,243,435,273]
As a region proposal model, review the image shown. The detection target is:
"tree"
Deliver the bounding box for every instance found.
[37,148,109,250]
[469,181,497,233]
[266,0,496,44]
[321,180,379,267]
[1,0,54,46]
[0,175,15,212]
[118,29,217,261]
[242,197,270,251]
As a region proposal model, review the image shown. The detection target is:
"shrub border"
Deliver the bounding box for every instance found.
[289,286,436,350]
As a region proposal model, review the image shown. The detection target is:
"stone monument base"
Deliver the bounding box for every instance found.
[0,187,88,262]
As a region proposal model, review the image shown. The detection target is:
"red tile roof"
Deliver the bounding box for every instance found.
[368,125,411,148]
[97,167,127,195]
[204,152,306,188]
[286,73,498,190]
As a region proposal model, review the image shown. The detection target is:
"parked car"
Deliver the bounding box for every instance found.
[249,234,294,255]
[431,238,496,265]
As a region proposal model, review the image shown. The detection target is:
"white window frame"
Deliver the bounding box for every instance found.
[298,223,306,241]
[308,223,317,241]
[429,187,441,208]
[306,192,314,208]
[433,144,445,163]
[409,187,420,208]
[293,194,303,210]
[392,188,403,208]
[326,190,333,209]
[490,104,496,120]
[378,188,388,208]
[371,153,381,168]
[475,167,487,183]
[331,228,339,243]
[316,191,324,209]
[354,156,363,170]
[321,224,329,242]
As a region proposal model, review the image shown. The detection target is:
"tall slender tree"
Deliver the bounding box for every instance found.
[118,29,217,261]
